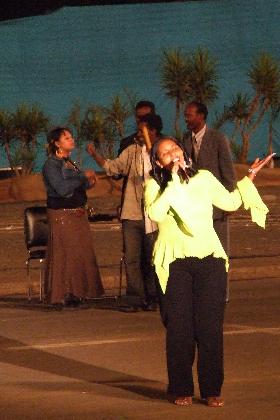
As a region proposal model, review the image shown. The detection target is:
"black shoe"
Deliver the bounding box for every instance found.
[50,303,63,311]
[142,301,158,312]
[63,293,81,307]
[117,305,142,313]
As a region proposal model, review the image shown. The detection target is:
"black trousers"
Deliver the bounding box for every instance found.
[214,216,230,303]
[122,219,158,305]
[214,217,229,255]
[165,255,227,398]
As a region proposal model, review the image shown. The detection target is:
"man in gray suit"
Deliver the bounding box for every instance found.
[183,101,236,257]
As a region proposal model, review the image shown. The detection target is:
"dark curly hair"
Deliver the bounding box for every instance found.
[187,101,208,120]
[150,137,197,191]
[138,113,163,135]
[46,126,72,156]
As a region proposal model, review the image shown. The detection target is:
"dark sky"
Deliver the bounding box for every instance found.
[0,1,199,21]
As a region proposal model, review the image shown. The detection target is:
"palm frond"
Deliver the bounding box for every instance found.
[160,48,190,103]
[187,47,219,104]
[249,53,280,103]
[213,93,249,129]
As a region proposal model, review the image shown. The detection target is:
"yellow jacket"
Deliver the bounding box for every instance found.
[144,170,268,293]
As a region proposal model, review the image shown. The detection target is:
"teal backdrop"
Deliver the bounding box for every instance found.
[0,0,279,170]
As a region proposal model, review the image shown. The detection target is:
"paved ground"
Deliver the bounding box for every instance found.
[1,191,280,296]
[0,183,279,418]
[0,278,279,419]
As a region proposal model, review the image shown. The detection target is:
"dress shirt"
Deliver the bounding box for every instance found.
[142,145,158,234]
[192,124,207,160]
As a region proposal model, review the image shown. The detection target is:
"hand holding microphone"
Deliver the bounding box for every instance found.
[171,156,189,181]
[171,157,186,172]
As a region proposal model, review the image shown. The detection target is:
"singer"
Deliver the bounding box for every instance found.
[144,137,272,407]
[42,127,104,307]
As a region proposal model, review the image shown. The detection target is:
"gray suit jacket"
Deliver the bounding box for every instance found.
[183,127,236,220]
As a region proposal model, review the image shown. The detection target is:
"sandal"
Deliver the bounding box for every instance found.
[206,396,224,407]
[173,396,193,406]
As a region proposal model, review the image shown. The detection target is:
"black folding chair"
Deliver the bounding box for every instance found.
[24,207,48,301]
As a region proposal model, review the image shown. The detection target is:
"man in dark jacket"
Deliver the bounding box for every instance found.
[183,101,236,257]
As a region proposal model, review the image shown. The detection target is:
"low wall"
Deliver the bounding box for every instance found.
[0,173,122,203]
[0,165,279,204]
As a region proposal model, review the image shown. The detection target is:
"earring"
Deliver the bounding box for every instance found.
[56,147,63,158]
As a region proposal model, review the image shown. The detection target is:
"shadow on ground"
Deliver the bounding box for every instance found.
[0,334,167,402]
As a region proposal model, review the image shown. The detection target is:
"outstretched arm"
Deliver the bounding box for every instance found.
[86,142,130,176]
[211,154,274,227]
[86,143,106,168]
[247,154,275,180]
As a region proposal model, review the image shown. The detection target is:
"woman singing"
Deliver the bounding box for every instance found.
[144,137,272,407]
[42,127,104,307]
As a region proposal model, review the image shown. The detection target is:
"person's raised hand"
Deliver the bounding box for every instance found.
[248,153,275,181]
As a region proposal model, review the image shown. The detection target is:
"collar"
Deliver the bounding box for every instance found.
[192,124,207,142]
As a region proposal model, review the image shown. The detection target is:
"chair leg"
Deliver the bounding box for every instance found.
[119,255,124,299]
[26,259,32,301]
[39,259,43,302]
[226,274,230,304]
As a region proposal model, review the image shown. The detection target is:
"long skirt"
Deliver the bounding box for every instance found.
[44,208,104,304]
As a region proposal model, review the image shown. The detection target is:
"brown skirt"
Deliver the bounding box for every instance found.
[44,208,104,304]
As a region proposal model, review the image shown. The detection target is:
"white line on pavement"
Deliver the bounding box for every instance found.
[224,327,280,335]
[6,325,280,351]
[7,337,146,350]
[0,223,121,232]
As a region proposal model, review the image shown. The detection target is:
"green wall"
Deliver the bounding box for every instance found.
[0,0,279,169]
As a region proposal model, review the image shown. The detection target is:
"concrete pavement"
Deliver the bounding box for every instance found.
[0,183,280,296]
[0,278,279,419]
[0,212,279,297]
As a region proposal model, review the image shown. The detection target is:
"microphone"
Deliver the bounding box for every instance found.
[172,157,188,180]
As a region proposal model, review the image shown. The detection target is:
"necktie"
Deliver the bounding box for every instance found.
[191,135,198,163]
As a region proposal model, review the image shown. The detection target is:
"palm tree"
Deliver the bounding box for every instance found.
[160,48,190,138]
[240,53,280,162]
[187,47,218,104]
[103,94,133,139]
[82,105,115,159]
[214,53,280,163]
[11,104,50,175]
[160,47,219,138]
[67,102,85,166]
[267,100,280,167]
[214,93,250,161]
[0,110,17,173]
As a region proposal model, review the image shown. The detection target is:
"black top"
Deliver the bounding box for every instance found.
[46,185,87,209]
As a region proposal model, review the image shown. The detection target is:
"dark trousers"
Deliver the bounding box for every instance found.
[165,255,227,398]
[214,216,230,302]
[122,219,158,305]
[214,217,229,255]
